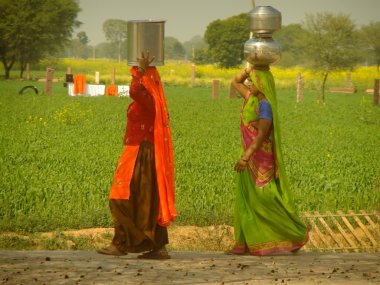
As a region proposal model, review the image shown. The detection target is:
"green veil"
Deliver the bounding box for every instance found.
[248,68,292,204]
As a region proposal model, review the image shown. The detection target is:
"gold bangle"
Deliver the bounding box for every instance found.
[241,157,248,162]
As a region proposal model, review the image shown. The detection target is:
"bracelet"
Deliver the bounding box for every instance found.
[244,68,252,82]
[241,157,249,162]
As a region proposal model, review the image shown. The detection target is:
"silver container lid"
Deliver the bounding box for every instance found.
[248,6,281,35]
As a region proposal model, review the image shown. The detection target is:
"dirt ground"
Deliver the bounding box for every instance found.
[0,225,236,252]
[1,250,379,284]
[71,225,236,251]
[2,224,378,253]
[1,226,379,284]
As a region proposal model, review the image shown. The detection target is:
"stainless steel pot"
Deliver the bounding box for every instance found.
[248,6,281,35]
[244,36,281,66]
[127,20,165,66]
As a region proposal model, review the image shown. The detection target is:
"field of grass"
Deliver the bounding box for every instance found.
[0,62,379,233]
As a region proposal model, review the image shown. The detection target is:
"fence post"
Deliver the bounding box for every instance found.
[26,63,30,80]
[191,64,195,87]
[95,72,100,84]
[45,68,54,96]
[296,72,304,103]
[374,79,379,107]
[229,82,237,99]
[111,67,115,85]
[212,80,219,99]
[345,72,351,87]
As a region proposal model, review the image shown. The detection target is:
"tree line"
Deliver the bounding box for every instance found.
[1,0,379,83]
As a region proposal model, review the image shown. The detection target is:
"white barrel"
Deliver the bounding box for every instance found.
[127,20,165,66]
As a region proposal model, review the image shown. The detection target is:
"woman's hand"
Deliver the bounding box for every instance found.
[137,51,155,73]
[234,157,249,172]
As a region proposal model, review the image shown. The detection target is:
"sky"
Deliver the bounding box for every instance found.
[76,0,380,45]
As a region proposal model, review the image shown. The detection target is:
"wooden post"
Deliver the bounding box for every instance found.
[111,67,115,85]
[45,68,54,96]
[229,82,237,99]
[191,64,195,87]
[95,72,100,84]
[296,72,304,103]
[345,72,351,87]
[212,80,219,99]
[26,63,30,80]
[374,79,379,107]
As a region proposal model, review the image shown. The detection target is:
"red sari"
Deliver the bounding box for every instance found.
[108,67,175,253]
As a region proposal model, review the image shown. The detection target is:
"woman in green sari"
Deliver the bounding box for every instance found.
[230,65,309,256]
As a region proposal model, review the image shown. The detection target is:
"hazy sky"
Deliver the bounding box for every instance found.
[77,0,380,45]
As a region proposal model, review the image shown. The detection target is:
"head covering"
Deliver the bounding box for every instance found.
[131,66,176,226]
[249,68,291,202]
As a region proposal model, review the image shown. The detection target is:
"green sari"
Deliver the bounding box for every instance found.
[233,69,309,256]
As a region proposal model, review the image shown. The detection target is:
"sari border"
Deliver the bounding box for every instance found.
[248,231,310,256]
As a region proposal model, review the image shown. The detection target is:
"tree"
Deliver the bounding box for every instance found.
[164,37,185,60]
[103,19,128,62]
[77,31,89,45]
[0,0,80,79]
[359,21,380,71]
[204,13,250,68]
[183,35,208,61]
[70,31,90,59]
[273,24,308,67]
[92,42,115,59]
[302,12,361,102]
[193,48,212,65]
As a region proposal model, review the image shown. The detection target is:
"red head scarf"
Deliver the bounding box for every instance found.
[131,66,176,226]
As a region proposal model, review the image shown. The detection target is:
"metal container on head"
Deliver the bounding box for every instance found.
[127,20,165,66]
[248,6,281,35]
[244,36,281,67]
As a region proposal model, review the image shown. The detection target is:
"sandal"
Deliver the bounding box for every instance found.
[138,249,171,260]
[97,244,127,256]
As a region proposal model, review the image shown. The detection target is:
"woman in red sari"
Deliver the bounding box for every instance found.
[97,52,176,259]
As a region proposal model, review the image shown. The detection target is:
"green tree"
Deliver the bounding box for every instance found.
[359,21,380,72]
[193,48,212,65]
[273,24,308,67]
[0,0,80,79]
[183,35,208,61]
[164,37,185,60]
[204,13,250,68]
[70,31,90,59]
[103,19,128,62]
[302,12,361,102]
[93,42,114,59]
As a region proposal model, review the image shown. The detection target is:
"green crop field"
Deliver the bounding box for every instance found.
[0,62,379,233]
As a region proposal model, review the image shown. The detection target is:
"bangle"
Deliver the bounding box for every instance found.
[244,69,252,82]
[241,157,249,162]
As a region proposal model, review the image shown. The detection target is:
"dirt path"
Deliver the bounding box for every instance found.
[1,251,379,284]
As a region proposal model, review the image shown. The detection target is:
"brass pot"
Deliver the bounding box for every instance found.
[244,36,281,66]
